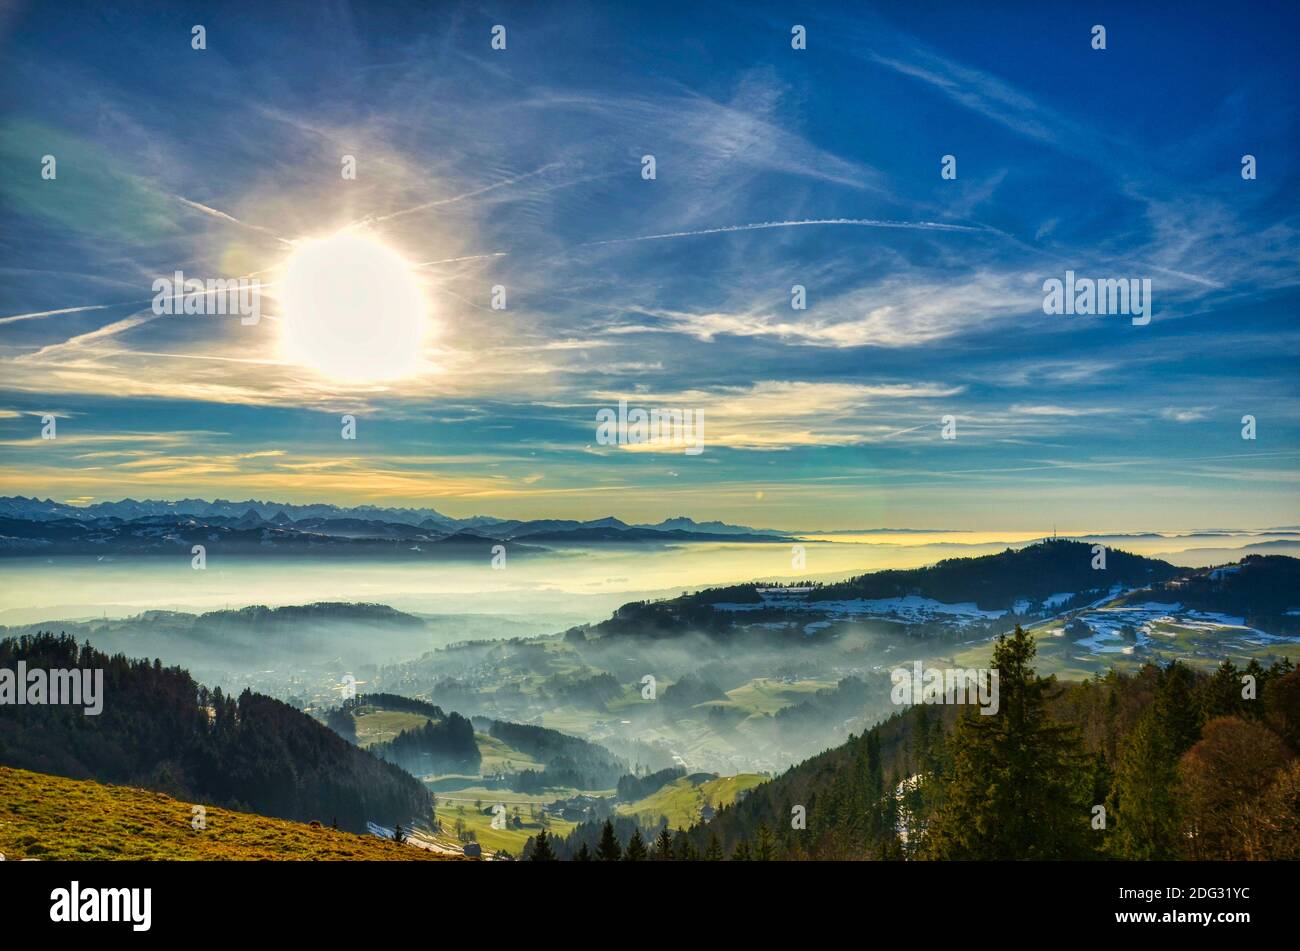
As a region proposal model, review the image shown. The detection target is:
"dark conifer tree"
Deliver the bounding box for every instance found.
[530,828,557,861]
[704,832,724,861]
[1242,659,1268,719]
[624,828,647,861]
[653,826,674,860]
[596,819,622,861]
[672,827,698,861]
[1155,661,1203,754]
[924,626,1091,859]
[1201,659,1243,721]
[1107,706,1182,859]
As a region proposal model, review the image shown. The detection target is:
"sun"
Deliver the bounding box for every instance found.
[278,232,428,382]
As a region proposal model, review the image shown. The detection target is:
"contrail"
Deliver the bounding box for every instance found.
[419,216,986,267]
[1145,264,1225,289]
[414,217,980,269]
[355,162,566,227]
[0,276,278,326]
[0,303,126,326]
[17,313,158,361]
[96,349,292,366]
[172,195,294,245]
[581,217,986,246]
[412,252,508,269]
[0,214,977,329]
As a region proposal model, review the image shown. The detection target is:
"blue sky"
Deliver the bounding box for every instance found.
[1,0,1297,530]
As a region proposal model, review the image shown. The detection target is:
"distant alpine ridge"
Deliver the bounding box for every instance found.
[0,495,783,536]
[0,495,789,558]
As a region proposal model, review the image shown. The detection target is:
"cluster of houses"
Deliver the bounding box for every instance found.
[543,794,608,822]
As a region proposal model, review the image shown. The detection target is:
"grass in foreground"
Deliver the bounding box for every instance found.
[0,767,453,861]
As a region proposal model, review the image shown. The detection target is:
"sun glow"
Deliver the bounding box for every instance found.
[279,232,429,382]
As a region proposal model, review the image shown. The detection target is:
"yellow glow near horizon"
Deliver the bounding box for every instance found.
[279,232,428,382]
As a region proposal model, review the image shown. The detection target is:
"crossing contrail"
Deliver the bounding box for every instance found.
[581,217,986,246]
[355,162,567,228]
[412,252,509,269]
[172,195,294,245]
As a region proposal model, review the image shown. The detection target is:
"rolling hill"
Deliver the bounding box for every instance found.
[0,633,432,833]
[325,693,627,792]
[617,772,766,828]
[592,541,1205,642]
[673,636,1300,861]
[0,767,450,861]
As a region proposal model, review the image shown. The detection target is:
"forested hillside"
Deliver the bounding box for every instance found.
[514,627,1299,860]
[369,710,480,774]
[809,539,1179,608]
[683,629,1299,860]
[0,633,431,833]
[481,718,627,790]
[592,540,1180,639]
[1157,555,1300,632]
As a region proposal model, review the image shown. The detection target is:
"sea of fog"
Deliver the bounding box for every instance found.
[0,530,1294,627]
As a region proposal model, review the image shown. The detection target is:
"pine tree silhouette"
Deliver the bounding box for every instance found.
[596,819,622,861]
[529,827,557,861]
[624,828,647,861]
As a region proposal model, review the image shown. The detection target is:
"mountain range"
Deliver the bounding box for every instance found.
[0,495,784,537]
[0,496,789,557]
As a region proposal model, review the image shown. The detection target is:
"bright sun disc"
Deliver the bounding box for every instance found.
[280,232,427,382]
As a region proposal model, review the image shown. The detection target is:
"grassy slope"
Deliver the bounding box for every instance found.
[618,773,766,828]
[348,711,546,774]
[715,677,838,716]
[0,767,452,861]
[474,732,546,773]
[351,708,434,747]
[349,707,545,775]
[434,800,577,855]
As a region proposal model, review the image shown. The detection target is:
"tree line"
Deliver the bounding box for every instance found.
[0,633,431,833]
[693,627,1298,860]
[516,627,1298,860]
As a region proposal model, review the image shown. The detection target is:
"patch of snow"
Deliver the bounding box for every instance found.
[1072,615,1141,654]
[1237,631,1300,645]
[1186,611,1247,627]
